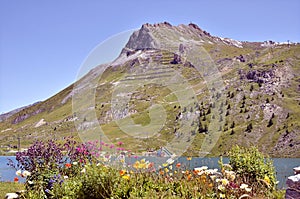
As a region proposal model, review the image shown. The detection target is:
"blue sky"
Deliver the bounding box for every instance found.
[0,0,299,113]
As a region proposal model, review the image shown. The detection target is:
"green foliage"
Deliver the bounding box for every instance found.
[228,145,277,194]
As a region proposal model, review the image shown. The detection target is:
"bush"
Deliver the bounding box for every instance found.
[228,145,277,195]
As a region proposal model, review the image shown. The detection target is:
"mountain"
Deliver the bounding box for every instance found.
[0,22,299,157]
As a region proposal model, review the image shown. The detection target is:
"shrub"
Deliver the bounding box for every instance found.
[228,145,277,195]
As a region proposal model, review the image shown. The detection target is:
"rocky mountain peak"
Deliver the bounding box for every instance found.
[124,22,242,53]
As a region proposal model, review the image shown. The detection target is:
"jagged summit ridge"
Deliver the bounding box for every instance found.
[124,22,243,52]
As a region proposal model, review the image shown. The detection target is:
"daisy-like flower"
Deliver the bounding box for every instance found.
[240,183,251,191]
[218,185,225,191]
[64,176,68,179]
[16,170,22,177]
[72,162,78,165]
[22,170,31,177]
[81,168,86,173]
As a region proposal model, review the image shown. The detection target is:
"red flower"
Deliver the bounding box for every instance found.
[65,163,72,168]
[14,177,19,182]
[176,163,181,168]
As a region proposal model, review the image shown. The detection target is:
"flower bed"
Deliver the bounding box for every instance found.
[8,138,284,198]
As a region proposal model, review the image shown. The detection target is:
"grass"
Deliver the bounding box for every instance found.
[0,182,24,198]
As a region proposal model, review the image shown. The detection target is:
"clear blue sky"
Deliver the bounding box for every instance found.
[0,0,299,113]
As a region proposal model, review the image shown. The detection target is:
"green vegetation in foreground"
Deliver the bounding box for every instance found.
[7,138,286,199]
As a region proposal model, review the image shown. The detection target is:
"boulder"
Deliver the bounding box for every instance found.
[286,169,300,199]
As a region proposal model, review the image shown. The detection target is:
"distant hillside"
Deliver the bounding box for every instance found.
[0,22,299,157]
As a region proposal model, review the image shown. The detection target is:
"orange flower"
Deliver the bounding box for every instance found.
[176,163,181,168]
[14,177,19,182]
[187,157,192,161]
[200,175,206,183]
[65,163,72,168]
[187,174,192,181]
[208,183,213,188]
[119,170,126,176]
[159,170,164,175]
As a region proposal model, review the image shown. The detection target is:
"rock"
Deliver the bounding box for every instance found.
[293,166,300,174]
[34,118,47,128]
[286,174,300,189]
[5,193,19,199]
[286,170,300,199]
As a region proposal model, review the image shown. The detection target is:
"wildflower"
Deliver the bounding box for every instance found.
[176,163,181,168]
[194,166,208,172]
[22,170,31,177]
[148,162,154,169]
[264,175,271,185]
[81,168,86,173]
[224,170,235,181]
[208,183,213,188]
[205,168,218,175]
[218,185,225,191]
[169,165,173,170]
[14,177,19,182]
[65,163,72,168]
[162,163,168,167]
[159,170,164,175]
[119,170,126,176]
[240,183,251,192]
[219,193,226,198]
[28,180,34,185]
[200,175,207,183]
[210,175,217,181]
[122,175,130,180]
[64,176,68,179]
[220,178,229,185]
[16,170,22,177]
[187,174,192,181]
[164,168,169,173]
[245,187,252,192]
[187,157,192,161]
[73,162,78,165]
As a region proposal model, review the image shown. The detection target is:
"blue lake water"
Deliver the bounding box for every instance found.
[0,156,298,188]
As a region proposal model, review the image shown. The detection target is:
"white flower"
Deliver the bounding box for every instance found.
[245,187,252,192]
[218,185,225,191]
[22,170,31,177]
[28,180,34,185]
[16,170,22,177]
[240,183,249,189]
[194,166,208,172]
[72,162,78,165]
[205,169,218,175]
[64,176,68,179]
[81,168,86,173]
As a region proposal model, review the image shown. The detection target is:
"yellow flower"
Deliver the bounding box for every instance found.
[122,175,130,180]
[264,175,271,185]
[219,193,226,198]
[162,163,168,167]
[187,157,192,161]
[133,161,140,169]
[221,178,229,185]
[164,168,169,173]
